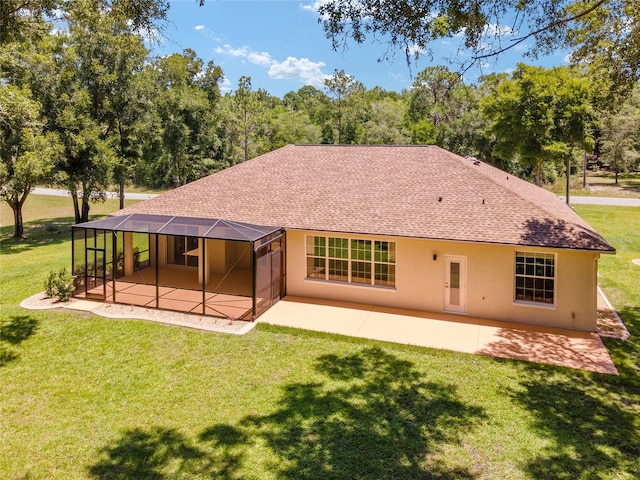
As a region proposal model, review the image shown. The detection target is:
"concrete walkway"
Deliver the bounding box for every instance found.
[259,296,618,375]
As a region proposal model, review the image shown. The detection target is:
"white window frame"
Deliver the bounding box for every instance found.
[514,251,556,307]
[306,235,396,288]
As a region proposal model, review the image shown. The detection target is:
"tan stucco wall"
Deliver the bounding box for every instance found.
[207,239,226,274]
[286,230,600,331]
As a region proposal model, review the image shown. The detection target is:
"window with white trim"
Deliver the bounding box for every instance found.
[306,236,396,287]
[515,251,555,305]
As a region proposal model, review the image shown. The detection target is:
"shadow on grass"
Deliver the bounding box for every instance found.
[511,305,640,478]
[0,315,39,367]
[0,217,75,255]
[513,371,640,478]
[88,427,213,480]
[239,347,486,479]
[603,306,640,386]
[89,347,486,479]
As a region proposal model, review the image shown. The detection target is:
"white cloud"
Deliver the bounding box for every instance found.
[406,44,425,56]
[301,1,331,13]
[194,25,221,42]
[215,42,329,86]
[268,57,328,86]
[215,44,252,59]
[214,45,273,66]
[248,51,274,67]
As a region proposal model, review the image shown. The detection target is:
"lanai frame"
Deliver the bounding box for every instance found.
[71,214,284,321]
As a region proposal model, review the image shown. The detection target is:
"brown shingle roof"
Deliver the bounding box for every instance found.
[118,145,614,252]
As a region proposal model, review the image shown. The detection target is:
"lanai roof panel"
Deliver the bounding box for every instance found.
[73,214,281,242]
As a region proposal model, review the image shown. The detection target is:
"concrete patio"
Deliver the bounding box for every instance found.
[258,296,619,375]
[21,291,622,375]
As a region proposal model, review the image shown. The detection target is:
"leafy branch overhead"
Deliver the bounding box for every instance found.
[317,0,640,89]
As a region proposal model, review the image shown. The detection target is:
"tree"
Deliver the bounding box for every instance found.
[406,66,489,157]
[196,60,224,104]
[67,9,150,208]
[224,76,271,164]
[0,85,61,237]
[1,0,169,44]
[324,69,365,144]
[481,65,595,187]
[362,98,411,145]
[599,86,640,183]
[317,0,640,96]
[283,86,331,125]
[268,106,322,149]
[407,66,462,127]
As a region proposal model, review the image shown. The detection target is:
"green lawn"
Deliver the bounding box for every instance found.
[1,198,639,479]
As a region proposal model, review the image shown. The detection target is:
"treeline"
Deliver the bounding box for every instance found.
[2,4,640,237]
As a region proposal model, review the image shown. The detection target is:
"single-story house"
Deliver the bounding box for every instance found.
[71,145,615,331]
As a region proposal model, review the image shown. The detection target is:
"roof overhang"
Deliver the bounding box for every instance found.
[73,214,283,243]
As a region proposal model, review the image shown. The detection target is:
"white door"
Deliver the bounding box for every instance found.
[444,256,466,313]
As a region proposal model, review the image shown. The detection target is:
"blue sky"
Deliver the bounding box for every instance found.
[151,1,570,98]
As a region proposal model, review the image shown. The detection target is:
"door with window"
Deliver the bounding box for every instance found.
[444,256,466,313]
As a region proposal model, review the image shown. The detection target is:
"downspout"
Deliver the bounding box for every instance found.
[155,234,159,308]
[112,231,117,304]
[252,241,257,321]
[84,229,88,298]
[593,253,600,332]
[71,228,76,297]
[202,238,206,315]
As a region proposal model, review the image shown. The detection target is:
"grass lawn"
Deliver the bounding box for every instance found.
[1,198,639,479]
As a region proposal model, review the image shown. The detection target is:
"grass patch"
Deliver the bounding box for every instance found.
[575,205,640,384]
[1,198,639,479]
[546,172,640,197]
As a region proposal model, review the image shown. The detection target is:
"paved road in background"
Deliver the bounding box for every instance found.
[31,187,159,201]
[32,187,638,206]
[559,196,640,207]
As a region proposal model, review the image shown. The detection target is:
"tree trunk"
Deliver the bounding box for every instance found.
[8,191,28,238]
[119,180,125,210]
[11,203,24,238]
[69,183,81,223]
[615,171,619,184]
[534,161,543,187]
[81,194,91,223]
[565,156,571,205]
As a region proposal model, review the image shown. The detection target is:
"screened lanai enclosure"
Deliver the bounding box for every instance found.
[72,214,284,321]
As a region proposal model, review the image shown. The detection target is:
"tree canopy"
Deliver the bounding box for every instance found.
[318,0,640,94]
[2,0,639,237]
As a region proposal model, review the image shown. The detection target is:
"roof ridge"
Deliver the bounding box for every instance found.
[292,143,435,148]
[439,147,607,243]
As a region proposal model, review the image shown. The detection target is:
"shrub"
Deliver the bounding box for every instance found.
[44,268,75,302]
[44,270,58,297]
